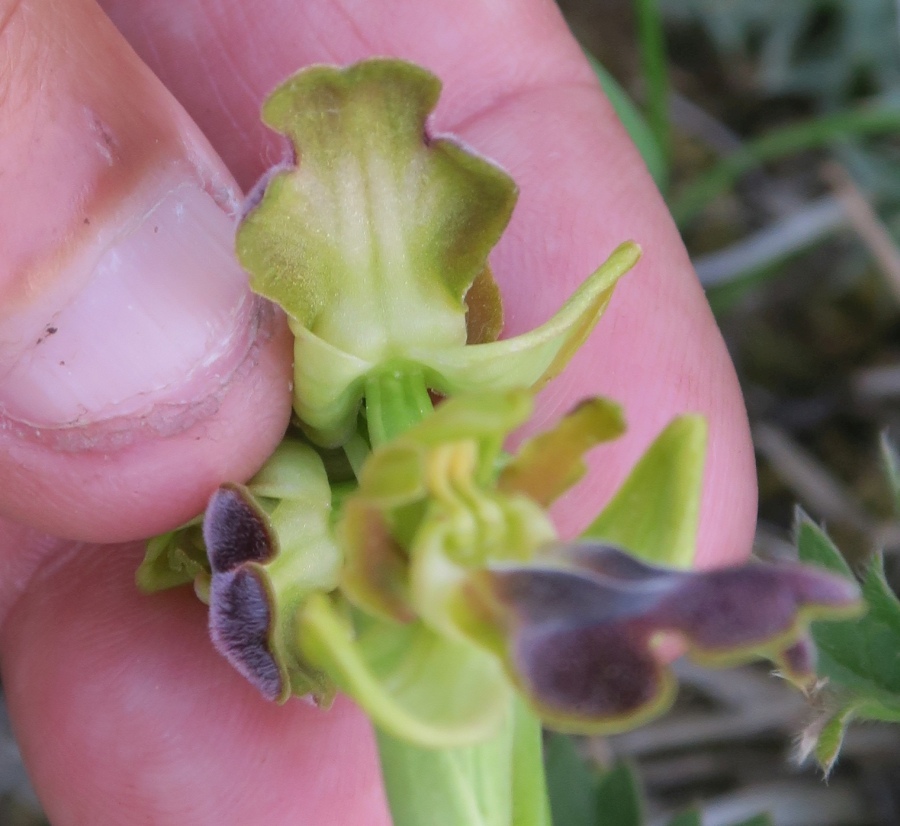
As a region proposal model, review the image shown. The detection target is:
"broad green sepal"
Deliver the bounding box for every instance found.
[237,57,640,446]
[241,59,516,347]
[584,414,707,568]
[299,594,511,748]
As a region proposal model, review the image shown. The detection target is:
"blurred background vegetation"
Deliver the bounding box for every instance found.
[4,1,900,824]
[549,0,900,824]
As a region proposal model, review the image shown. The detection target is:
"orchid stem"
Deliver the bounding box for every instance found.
[362,369,550,825]
[365,365,433,448]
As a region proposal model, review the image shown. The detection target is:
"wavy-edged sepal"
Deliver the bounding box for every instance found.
[584,415,707,569]
[237,58,516,362]
[299,593,511,747]
[290,324,372,447]
[498,397,626,506]
[416,242,641,398]
[136,519,207,593]
[453,543,862,734]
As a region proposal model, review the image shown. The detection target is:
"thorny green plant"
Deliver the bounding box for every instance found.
[139,59,863,826]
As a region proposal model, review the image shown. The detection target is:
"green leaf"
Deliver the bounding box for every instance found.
[794,509,854,578]
[595,762,642,826]
[584,415,707,568]
[813,703,858,776]
[511,700,553,826]
[377,718,515,826]
[587,55,668,191]
[797,514,900,709]
[299,594,511,747]
[544,734,599,826]
[666,811,702,826]
[878,431,900,518]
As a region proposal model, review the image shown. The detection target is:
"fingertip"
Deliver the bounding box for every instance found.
[0,543,390,825]
[0,0,294,541]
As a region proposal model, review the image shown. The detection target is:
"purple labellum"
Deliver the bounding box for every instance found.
[204,484,277,574]
[208,566,283,701]
[516,622,665,720]
[467,542,861,729]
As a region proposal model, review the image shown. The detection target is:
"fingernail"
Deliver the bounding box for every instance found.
[0,183,258,430]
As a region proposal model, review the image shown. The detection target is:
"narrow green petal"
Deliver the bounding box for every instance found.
[584,414,707,568]
[498,397,626,506]
[413,242,641,397]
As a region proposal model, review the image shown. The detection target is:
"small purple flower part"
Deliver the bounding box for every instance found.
[209,566,282,701]
[652,561,859,655]
[203,485,283,700]
[461,543,861,732]
[203,484,277,574]
[777,634,817,682]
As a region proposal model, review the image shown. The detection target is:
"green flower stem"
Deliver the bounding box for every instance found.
[360,368,551,825]
[376,702,551,826]
[376,725,514,826]
[510,700,552,826]
[365,365,434,447]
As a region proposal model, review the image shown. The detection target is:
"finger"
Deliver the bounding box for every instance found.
[99,0,756,565]
[0,0,293,543]
[0,539,391,826]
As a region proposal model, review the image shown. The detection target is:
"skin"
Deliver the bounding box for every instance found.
[0,0,757,823]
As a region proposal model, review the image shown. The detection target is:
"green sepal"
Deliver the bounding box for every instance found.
[239,59,516,353]
[299,593,511,748]
[281,234,637,446]
[584,414,707,568]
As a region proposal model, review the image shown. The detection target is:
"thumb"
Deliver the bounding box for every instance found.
[0,0,292,542]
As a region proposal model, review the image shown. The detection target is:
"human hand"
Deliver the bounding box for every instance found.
[0,1,756,823]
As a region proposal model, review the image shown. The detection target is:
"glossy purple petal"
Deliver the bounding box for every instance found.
[208,566,283,701]
[203,484,276,574]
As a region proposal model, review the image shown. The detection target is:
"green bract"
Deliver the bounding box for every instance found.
[236,58,640,446]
